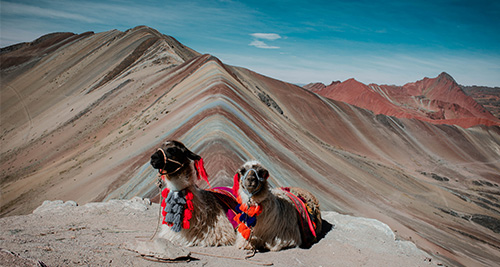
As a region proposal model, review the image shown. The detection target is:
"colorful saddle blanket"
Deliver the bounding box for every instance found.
[208,187,239,229]
[279,187,318,247]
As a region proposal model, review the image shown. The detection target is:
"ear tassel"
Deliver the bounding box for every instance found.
[232,173,240,196]
[194,158,211,188]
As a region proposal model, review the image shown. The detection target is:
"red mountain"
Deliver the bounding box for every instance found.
[305,73,500,128]
[462,85,500,119]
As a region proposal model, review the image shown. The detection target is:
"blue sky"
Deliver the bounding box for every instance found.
[1,0,499,86]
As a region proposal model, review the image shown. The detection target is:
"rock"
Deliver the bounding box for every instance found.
[126,238,191,261]
[322,211,427,256]
[0,248,47,267]
[33,200,77,214]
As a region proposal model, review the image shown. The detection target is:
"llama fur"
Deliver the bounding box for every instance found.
[150,140,236,246]
[236,161,322,251]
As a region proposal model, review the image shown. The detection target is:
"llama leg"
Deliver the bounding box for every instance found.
[236,235,254,250]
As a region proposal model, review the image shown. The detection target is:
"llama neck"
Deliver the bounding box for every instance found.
[240,187,275,208]
[165,179,186,191]
[165,165,195,192]
[260,192,278,206]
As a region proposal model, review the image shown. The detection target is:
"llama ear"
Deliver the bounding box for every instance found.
[184,147,201,161]
[260,169,269,179]
[238,167,246,176]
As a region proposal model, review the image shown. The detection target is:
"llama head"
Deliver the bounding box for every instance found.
[237,161,270,202]
[150,140,201,190]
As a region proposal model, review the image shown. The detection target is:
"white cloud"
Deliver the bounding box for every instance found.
[249,32,281,49]
[249,40,280,49]
[250,33,281,40]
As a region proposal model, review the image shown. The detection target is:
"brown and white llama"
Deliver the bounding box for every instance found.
[150,140,237,246]
[233,161,322,251]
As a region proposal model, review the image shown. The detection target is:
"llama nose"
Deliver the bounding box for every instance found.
[150,154,161,168]
[246,177,258,187]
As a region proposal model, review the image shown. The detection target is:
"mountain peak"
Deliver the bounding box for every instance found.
[329,80,341,86]
[303,82,326,92]
[435,72,458,86]
[437,71,454,81]
[344,78,361,84]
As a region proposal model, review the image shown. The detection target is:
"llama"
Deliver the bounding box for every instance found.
[233,161,322,251]
[149,140,237,246]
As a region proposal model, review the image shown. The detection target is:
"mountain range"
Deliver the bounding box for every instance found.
[304,73,500,128]
[1,26,499,266]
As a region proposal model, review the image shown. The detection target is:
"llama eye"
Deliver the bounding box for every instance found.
[166,147,177,155]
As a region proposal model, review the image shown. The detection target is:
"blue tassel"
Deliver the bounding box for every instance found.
[172,223,182,232]
[166,191,173,203]
[246,215,257,227]
[240,213,248,222]
[163,189,189,231]
[173,204,181,213]
[165,213,174,222]
[165,204,172,213]
[173,213,182,224]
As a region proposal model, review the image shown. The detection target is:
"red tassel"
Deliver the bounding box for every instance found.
[232,173,240,196]
[238,223,246,233]
[161,188,170,219]
[194,158,211,188]
[235,213,242,223]
[182,220,190,229]
[242,229,251,240]
[247,205,262,217]
[161,188,170,199]
[238,224,251,240]
[184,208,192,220]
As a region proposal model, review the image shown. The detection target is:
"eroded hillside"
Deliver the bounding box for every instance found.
[1,26,499,266]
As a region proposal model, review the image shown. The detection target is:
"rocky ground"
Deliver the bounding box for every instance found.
[0,198,442,266]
